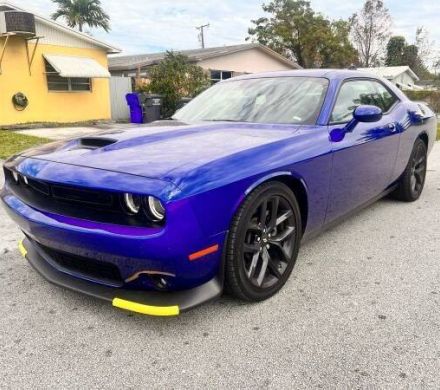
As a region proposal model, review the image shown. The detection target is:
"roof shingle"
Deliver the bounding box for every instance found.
[109,43,300,71]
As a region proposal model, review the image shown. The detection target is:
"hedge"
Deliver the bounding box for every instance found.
[404,90,440,113]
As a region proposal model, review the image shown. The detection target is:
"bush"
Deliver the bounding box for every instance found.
[145,51,210,118]
[404,90,440,113]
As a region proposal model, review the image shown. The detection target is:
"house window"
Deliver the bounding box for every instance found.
[45,60,91,92]
[210,70,233,84]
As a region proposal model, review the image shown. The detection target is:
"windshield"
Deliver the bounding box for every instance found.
[173,76,329,125]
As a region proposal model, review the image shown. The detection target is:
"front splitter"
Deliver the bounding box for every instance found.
[19,238,223,316]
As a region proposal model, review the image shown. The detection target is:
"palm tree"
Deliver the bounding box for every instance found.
[51,0,110,33]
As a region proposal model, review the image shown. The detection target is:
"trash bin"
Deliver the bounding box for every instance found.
[125,93,143,124]
[140,94,162,123]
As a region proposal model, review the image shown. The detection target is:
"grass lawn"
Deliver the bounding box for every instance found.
[0,130,51,160]
[437,123,440,141]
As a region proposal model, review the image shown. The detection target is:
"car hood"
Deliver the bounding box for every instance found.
[20,122,301,183]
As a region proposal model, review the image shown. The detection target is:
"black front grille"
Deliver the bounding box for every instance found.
[3,167,155,227]
[27,177,50,195]
[51,184,113,206]
[39,243,123,286]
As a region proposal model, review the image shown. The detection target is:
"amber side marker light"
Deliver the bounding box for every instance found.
[188,244,219,261]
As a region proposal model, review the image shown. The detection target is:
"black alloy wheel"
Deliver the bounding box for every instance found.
[409,141,427,197]
[393,138,427,202]
[225,182,302,301]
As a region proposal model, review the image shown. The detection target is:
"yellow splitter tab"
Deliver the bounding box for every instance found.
[18,240,27,257]
[112,297,180,317]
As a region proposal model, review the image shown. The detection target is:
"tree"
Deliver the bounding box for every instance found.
[320,20,360,68]
[415,27,433,63]
[51,0,110,32]
[247,0,358,68]
[402,44,424,75]
[350,0,391,67]
[385,29,433,79]
[433,56,440,77]
[385,36,406,66]
[147,52,210,118]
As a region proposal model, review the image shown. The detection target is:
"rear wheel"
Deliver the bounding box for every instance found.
[225,182,302,301]
[393,138,427,202]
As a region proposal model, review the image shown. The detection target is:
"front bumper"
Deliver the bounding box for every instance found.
[19,237,222,316]
[1,189,225,291]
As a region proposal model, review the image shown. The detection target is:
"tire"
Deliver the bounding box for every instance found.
[225,181,302,301]
[393,138,428,202]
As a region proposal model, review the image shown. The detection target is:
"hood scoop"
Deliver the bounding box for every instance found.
[76,137,118,150]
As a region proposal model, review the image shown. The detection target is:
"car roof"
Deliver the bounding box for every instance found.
[227,68,408,100]
[230,68,379,81]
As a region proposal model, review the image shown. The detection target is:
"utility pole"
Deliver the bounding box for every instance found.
[196,23,209,49]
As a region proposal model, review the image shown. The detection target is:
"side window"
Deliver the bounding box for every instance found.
[210,70,233,84]
[331,80,398,123]
[45,60,92,92]
[371,81,398,112]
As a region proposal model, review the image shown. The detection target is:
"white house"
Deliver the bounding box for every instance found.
[109,43,301,85]
[358,66,420,90]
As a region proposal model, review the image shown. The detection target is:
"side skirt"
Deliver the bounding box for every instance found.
[301,184,398,243]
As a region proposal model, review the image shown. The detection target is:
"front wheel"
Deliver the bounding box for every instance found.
[225,182,302,301]
[393,138,427,202]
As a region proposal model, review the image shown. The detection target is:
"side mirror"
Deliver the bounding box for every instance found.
[330,105,383,142]
[353,105,383,123]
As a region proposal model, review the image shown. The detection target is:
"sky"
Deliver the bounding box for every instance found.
[15,0,440,58]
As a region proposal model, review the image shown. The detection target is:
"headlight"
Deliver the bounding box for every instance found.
[122,193,165,222]
[147,196,165,221]
[123,193,142,214]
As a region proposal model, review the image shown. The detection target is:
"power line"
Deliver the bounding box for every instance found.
[196,23,210,49]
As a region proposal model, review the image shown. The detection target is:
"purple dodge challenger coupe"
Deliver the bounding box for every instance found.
[1,70,437,316]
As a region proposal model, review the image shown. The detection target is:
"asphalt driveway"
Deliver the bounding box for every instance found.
[0,144,439,389]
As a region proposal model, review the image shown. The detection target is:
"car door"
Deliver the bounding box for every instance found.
[325,78,401,223]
